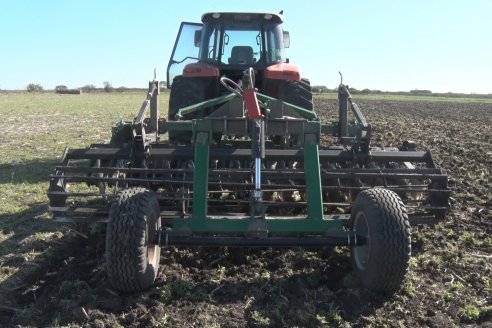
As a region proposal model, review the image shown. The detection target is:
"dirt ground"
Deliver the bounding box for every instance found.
[1,96,491,327]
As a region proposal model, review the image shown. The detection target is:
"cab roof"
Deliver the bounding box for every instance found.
[201,12,283,24]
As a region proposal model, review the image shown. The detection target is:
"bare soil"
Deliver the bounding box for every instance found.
[1,97,491,327]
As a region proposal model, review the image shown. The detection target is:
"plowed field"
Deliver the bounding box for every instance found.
[0,92,491,327]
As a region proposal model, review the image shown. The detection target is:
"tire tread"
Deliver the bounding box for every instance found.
[350,188,411,293]
[106,187,160,292]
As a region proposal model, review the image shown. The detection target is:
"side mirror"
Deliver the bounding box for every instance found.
[283,31,290,48]
[194,30,202,47]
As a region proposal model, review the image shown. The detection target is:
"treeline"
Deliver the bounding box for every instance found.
[7,83,491,99]
[312,85,492,99]
[20,81,168,94]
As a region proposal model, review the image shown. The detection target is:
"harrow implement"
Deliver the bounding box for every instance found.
[47,11,449,293]
[48,71,449,293]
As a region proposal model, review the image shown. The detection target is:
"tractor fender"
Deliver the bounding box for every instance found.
[183,62,220,78]
[264,63,301,81]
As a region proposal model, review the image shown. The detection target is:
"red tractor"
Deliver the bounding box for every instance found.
[167,12,312,141]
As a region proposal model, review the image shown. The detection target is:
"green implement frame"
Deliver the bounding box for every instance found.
[165,87,346,237]
[47,77,449,243]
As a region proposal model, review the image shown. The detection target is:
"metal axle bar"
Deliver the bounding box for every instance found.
[154,234,364,247]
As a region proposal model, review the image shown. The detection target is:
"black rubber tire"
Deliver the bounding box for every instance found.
[106,187,161,292]
[349,188,411,293]
[168,76,205,143]
[279,78,313,111]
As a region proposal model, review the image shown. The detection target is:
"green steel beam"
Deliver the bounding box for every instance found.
[164,121,193,131]
[177,93,237,118]
[171,217,346,234]
[257,93,318,120]
[303,121,324,220]
[191,120,211,221]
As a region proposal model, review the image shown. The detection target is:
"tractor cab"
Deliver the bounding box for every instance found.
[167,12,294,88]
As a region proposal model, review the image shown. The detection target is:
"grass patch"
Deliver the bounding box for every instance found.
[0,91,169,293]
[460,304,481,321]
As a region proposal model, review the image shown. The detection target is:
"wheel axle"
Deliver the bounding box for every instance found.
[152,233,366,248]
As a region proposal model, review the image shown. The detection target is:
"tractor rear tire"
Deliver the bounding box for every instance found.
[279,78,313,111]
[349,188,411,293]
[274,78,313,146]
[168,76,205,143]
[106,187,161,292]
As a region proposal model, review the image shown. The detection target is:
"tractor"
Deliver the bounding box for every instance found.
[47,12,449,293]
[167,12,313,143]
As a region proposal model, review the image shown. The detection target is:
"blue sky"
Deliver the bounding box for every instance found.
[1,0,491,93]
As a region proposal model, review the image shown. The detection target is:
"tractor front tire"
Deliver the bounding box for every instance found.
[106,187,161,292]
[349,188,411,293]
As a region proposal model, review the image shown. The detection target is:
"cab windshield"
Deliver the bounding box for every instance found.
[199,22,286,66]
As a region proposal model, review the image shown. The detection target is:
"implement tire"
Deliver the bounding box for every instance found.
[168,76,205,143]
[349,188,411,293]
[280,78,313,111]
[106,187,161,292]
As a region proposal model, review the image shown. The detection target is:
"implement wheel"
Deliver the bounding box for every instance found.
[106,187,161,292]
[349,188,411,293]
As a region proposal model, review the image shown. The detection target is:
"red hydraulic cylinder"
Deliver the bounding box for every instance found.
[243,88,262,119]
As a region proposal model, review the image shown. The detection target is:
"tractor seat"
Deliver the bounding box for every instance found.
[228,46,254,65]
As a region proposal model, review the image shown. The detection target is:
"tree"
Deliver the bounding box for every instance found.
[103,81,113,93]
[410,89,432,95]
[55,85,68,93]
[81,84,96,93]
[348,87,360,95]
[312,85,331,94]
[26,83,43,92]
